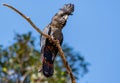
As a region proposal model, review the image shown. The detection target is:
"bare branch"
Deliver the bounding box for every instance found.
[3,4,76,83]
[3,4,50,39]
[55,40,76,83]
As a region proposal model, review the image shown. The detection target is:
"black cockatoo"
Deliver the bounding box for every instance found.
[40,3,74,77]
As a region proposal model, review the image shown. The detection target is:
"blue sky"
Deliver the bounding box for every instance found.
[0,0,120,83]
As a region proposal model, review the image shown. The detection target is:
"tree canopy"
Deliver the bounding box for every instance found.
[0,32,89,83]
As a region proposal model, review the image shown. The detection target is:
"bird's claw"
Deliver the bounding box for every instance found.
[49,36,55,43]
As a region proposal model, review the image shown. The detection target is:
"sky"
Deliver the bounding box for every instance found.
[0,0,120,83]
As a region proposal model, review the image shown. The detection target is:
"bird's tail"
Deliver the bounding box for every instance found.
[41,44,58,77]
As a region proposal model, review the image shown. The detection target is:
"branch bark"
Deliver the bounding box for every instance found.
[3,4,76,83]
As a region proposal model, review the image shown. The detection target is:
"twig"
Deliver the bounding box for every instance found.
[3,4,76,83]
[55,40,76,83]
[3,4,50,39]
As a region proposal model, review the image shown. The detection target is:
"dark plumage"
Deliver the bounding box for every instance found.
[40,3,74,77]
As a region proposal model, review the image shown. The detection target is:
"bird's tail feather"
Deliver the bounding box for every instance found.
[42,44,58,77]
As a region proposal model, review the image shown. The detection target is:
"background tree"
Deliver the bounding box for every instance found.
[0,32,89,83]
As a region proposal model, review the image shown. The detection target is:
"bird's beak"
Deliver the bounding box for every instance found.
[64,15,68,20]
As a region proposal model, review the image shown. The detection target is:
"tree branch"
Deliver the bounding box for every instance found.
[3,4,76,83]
[3,4,50,39]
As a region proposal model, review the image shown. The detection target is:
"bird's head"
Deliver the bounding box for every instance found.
[50,4,74,28]
[59,3,74,16]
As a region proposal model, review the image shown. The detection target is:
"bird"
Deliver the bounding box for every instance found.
[40,3,74,77]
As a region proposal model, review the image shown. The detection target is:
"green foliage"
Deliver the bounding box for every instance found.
[0,32,89,83]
